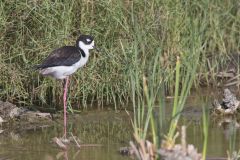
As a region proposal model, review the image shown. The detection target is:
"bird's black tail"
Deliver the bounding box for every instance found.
[33,65,42,70]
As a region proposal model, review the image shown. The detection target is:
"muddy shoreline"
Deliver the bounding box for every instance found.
[0,100,55,134]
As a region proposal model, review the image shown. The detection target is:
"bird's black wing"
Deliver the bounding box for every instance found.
[36,46,81,69]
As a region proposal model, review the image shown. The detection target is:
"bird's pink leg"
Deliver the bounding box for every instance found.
[63,77,69,139]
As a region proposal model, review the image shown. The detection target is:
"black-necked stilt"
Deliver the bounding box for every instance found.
[36,35,96,138]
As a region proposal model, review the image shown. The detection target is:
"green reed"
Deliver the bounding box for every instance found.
[130,1,210,153]
[202,105,209,160]
[226,118,239,160]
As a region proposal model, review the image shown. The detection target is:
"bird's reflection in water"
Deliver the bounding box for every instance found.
[55,150,80,160]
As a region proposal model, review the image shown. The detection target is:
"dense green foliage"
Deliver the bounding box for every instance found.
[0,0,239,108]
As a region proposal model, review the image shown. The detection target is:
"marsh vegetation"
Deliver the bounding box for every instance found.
[0,0,240,159]
[1,0,239,106]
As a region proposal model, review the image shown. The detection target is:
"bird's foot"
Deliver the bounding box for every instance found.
[52,137,68,150]
[52,133,81,150]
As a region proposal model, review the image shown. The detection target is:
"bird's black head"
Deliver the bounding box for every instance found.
[77,35,94,44]
[76,35,95,50]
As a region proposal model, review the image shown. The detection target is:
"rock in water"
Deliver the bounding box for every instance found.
[213,89,240,114]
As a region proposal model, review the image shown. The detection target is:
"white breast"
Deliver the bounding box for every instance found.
[73,55,89,69]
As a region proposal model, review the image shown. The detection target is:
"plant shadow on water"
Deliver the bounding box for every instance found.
[0,91,240,159]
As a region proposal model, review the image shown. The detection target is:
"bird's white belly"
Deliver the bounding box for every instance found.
[40,57,88,79]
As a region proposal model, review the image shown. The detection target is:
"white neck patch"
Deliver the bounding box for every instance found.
[79,40,94,51]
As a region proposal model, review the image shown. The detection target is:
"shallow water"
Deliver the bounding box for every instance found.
[0,89,240,159]
[0,111,132,160]
[178,88,240,158]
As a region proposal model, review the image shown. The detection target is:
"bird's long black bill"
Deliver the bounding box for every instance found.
[94,46,101,52]
[96,48,100,52]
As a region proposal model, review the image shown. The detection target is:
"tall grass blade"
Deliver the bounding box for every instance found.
[202,105,209,160]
